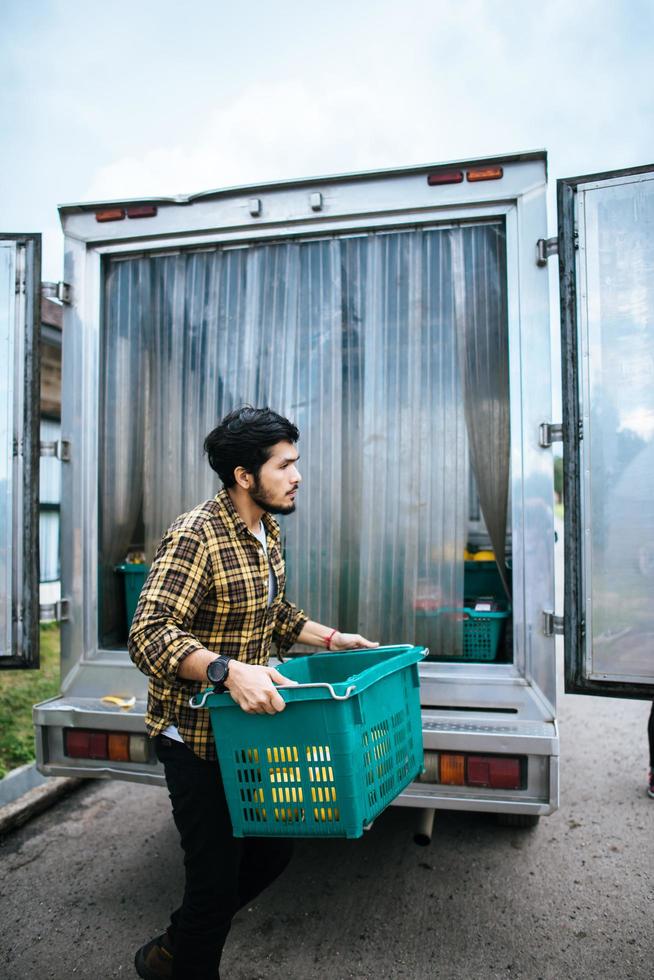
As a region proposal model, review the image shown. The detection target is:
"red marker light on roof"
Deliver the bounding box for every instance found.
[126,205,158,219]
[95,208,126,223]
[466,166,504,182]
[427,170,464,186]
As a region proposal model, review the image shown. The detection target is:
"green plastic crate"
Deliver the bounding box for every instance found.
[461,606,509,660]
[115,563,150,630]
[191,645,427,839]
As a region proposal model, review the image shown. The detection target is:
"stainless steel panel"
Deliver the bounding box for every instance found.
[0,241,16,658]
[60,239,101,688]
[577,171,654,685]
[505,192,557,715]
[0,234,41,667]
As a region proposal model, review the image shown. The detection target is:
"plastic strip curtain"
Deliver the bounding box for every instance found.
[356,229,466,655]
[451,224,511,598]
[100,259,148,643]
[101,223,506,650]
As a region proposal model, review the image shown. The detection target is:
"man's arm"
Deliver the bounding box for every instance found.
[295,620,379,651]
[128,528,211,682]
[273,597,377,654]
[178,649,292,716]
[214,616,379,717]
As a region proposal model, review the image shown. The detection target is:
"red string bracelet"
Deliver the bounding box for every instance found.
[325,628,338,650]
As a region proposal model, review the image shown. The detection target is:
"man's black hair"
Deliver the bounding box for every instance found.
[204,406,299,488]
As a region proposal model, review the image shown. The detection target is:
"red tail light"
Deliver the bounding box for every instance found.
[64,728,150,763]
[416,751,524,790]
[65,730,108,759]
[467,755,522,789]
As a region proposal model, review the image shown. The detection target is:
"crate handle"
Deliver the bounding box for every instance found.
[277,682,357,701]
[189,680,357,709]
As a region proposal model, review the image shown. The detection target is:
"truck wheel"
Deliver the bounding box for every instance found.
[496,813,540,828]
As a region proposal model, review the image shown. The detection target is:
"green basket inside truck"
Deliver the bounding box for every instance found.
[460,606,510,660]
[115,563,151,631]
[190,645,427,839]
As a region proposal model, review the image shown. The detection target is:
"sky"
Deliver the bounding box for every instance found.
[1,0,653,283]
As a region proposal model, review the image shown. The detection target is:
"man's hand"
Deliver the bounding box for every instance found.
[224,660,297,715]
[329,632,379,651]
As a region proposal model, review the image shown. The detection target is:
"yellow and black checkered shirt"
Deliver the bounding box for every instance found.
[128,489,308,760]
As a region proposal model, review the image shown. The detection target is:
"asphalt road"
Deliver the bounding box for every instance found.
[1,643,651,980]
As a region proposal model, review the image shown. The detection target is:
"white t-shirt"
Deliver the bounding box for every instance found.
[250,519,277,605]
[162,520,277,744]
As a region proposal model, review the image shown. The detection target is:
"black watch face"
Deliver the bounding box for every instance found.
[207,658,229,686]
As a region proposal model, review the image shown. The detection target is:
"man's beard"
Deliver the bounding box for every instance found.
[250,477,296,516]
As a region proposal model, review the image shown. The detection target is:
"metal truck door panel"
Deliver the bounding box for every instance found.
[0,234,41,668]
[558,165,654,697]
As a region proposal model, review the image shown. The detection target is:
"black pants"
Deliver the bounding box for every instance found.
[155,735,294,980]
[649,701,654,769]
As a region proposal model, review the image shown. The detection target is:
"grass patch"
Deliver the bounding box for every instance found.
[0,624,60,778]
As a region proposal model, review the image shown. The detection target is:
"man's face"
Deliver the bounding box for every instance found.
[249,441,302,515]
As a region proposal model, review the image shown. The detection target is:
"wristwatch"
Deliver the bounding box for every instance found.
[206,655,232,692]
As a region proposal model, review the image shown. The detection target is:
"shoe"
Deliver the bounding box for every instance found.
[648,770,654,799]
[135,931,174,980]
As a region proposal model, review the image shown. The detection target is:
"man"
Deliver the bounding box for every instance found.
[128,406,377,980]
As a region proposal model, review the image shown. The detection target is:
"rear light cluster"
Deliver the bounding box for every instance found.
[419,751,524,790]
[427,165,503,186]
[95,205,158,222]
[64,728,150,764]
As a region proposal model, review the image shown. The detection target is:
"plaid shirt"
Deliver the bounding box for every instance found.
[128,489,308,760]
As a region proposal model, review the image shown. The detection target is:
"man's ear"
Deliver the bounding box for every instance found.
[234,466,253,490]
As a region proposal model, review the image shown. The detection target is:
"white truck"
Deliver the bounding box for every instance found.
[2,152,653,833]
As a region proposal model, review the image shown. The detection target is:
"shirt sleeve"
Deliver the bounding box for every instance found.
[273,597,308,654]
[128,527,211,683]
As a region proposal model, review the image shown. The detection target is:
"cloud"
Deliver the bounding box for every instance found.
[80,0,654,206]
[83,79,432,201]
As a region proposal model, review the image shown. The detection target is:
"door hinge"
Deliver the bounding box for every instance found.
[536,237,558,267]
[39,598,71,624]
[539,422,563,448]
[42,281,72,305]
[40,439,71,462]
[543,611,564,637]
[539,421,583,447]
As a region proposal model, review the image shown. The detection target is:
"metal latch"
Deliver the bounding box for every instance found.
[543,611,564,637]
[39,598,71,624]
[42,281,72,304]
[536,238,558,266]
[40,439,71,462]
[539,423,563,448]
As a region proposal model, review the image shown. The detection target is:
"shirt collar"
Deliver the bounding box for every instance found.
[214,488,281,542]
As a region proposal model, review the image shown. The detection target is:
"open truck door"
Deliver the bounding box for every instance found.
[0,234,41,669]
[558,164,654,698]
